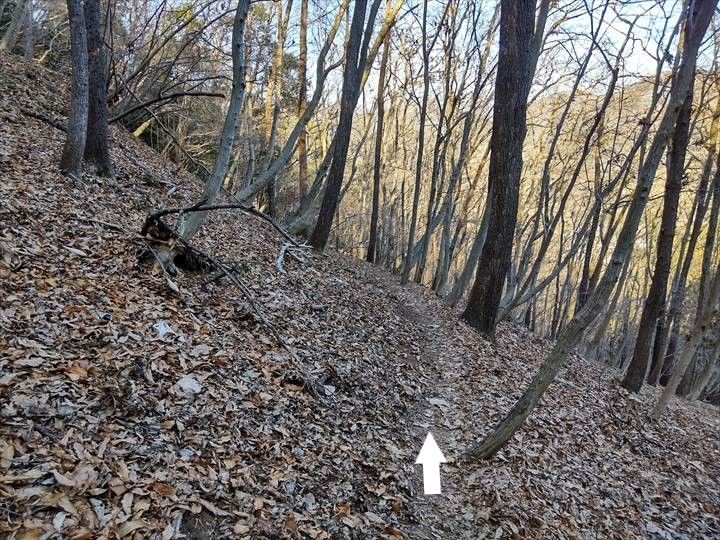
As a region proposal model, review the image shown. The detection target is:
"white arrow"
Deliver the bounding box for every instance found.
[415,432,447,495]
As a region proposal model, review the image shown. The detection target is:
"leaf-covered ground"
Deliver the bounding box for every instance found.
[1,52,718,539]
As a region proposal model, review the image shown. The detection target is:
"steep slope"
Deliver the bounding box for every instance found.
[1,53,719,539]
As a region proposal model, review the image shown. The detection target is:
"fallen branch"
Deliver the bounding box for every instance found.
[75,212,322,397]
[143,202,299,247]
[275,242,308,273]
[170,234,323,399]
[20,108,67,132]
[137,211,322,398]
[110,91,226,124]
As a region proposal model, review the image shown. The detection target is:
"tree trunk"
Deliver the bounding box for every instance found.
[400,0,433,284]
[688,340,720,401]
[621,75,693,393]
[22,0,32,60]
[652,264,720,419]
[652,147,714,384]
[0,0,26,51]
[178,0,249,240]
[576,140,603,312]
[83,0,113,177]
[59,0,89,179]
[446,200,490,307]
[297,0,308,200]
[309,0,381,250]
[677,160,720,395]
[462,0,538,335]
[366,1,391,263]
[463,0,715,459]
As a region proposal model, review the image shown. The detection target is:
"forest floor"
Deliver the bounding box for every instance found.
[1,52,719,539]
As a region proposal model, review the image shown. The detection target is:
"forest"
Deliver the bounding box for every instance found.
[0,0,719,538]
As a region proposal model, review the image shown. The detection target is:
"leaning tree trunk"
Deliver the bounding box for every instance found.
[0,0,26,51]
[677,161,720,395]
[651,149,714,384]
[178,0,250,241]
[652,264,720,419]
[59,0,89,179]
[462,0,538,336]
[688,339,720,401]
[445,198,490,307]
[621,74,693,393]
[83,0,113,177]
[309,0,381,250]
[463,0,715,460]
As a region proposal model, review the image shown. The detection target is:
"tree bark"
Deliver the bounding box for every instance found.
[621,75,693,393]
[462,0,538,335]
[688,339,720,401]
[652,146,714,384]
[83,0,113,177]
[366,1,391,263]
[59,0,89,179]
[22,0,32,60]
[677,159,720,395]
[652,264,720,419]
[309,0,381,250]
[178,0,250,240]
[297,0,308,200]
[400,0,434,284]
[0,0,26,51]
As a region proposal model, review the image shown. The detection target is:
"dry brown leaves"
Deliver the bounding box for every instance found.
[0,52,718,539]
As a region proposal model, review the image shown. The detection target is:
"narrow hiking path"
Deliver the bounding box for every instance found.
[387,281,486,539]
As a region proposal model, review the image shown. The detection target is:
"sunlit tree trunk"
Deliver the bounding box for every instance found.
[309,0,381,250]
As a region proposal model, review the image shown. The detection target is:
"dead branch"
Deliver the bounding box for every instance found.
[74,212,322,397]
[275,242,309,273]
[172,236,323,399]
[20,108,67,132]
[143,203,299,247]
[136,211,322,398]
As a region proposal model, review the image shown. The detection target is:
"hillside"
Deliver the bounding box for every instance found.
[1,52,719,539]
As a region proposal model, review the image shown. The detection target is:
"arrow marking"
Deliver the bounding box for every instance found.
[415,432,447,495]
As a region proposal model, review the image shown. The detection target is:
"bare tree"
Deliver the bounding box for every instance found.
[652,262,720,419]
[83,0,113,176]
[179,0,250,240]
[309,0,382,250]
[367,0,392,263]
[463,0,716,460]
[461,0,542,335]
[297,0,309,200]
[621,38,695,392]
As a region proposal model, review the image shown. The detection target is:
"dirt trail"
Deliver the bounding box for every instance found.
[389,282,482,539]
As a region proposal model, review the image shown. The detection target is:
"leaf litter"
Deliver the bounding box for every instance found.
[0,52,718,539]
